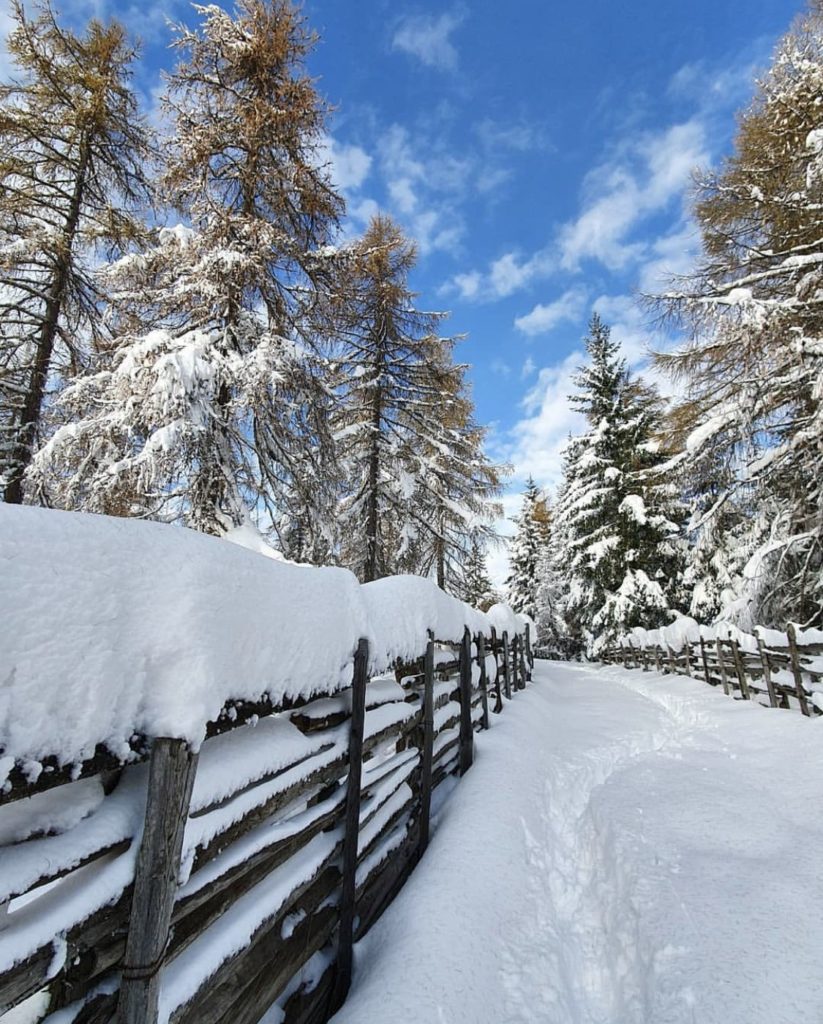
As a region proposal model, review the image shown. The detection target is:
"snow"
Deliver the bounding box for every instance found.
[619,493,647,524]
[0,505,365,769]
[0,505,529,775]
[361,576,490,673]
[331,661,823,1024]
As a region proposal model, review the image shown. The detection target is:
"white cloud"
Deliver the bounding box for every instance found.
[445,247,554,302]
[521,356,537,379]
[317,135,372,193]
[451,271,482,300]
[490,359,512,378]
[371,124,466,255]
[636,220,700,294]
[514,288,587,337]
[475,118,547,153]
[503,351,585,493]
[558,119,709,271]
[392,10,465,72]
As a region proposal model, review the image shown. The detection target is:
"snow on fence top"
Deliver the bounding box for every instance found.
[625,614,823,655]
[0,505,529,773]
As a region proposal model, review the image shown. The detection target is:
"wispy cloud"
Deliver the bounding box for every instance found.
[503,352,585,493]
[317,135,373,193]
[392,10,466,72]
[514,288,587,337]
[444,247,554,301]
[558,119,709,271]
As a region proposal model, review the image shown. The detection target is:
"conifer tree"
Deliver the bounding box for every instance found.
[654,4,823,628]
[333,214,477,582]
[506,477,550,620]
[32,0,342,533]
[460,537,495,610]
[556,315,684,653]
[410,364,504,592]
[0,2,150,504]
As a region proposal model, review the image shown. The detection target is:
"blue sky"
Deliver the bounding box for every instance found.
[0,0,804,579]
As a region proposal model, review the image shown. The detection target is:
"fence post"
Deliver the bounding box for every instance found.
[332,637,369,1011]
[458,627,474,774]
[518,633,528,686]
[653,645,662,673]
[715,639,730,695]
[756,635,779,708]
[116,738,199,1024]
[666,645,678,675]
[683,643,693,677]
[786,623,811,717]
[491,627,503,713]
[511,633,520,690]
[418,633,435,857]
[502,631,512,700]
[621,643,629,668]
[477,634,490,730]
[699,637,712,685]
[729,639,750,700]
[524,624,533,678]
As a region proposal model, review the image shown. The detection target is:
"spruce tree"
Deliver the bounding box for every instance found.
[654,4,823,628]
[556,315,683,653]
[460,537,495,610]
[506,477,550,621]
[409,364,504,593]
[0,2,150,504]
[32,0,342,533]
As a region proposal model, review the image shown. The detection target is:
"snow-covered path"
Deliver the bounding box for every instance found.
[331,660,823,1024]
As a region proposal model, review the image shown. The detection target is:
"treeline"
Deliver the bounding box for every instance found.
[0,0,503,591]
[507,3,823,653]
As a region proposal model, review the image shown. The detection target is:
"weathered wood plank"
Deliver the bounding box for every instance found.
[787,623,812,717]
[418,636,435,857]
[173,868,340,1024]
[458,628,474,776]
[116,738,198,1024]
[331,637,369,1013]
[477,634,490,730]
[502,632,512,700]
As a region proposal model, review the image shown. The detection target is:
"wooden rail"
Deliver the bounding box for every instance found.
[602,627,822,717]
[0,627,533,1024]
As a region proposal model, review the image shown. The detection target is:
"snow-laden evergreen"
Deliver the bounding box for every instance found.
[505,476,550,622]
[555,315,684,653]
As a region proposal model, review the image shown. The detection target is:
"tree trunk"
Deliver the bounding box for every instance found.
[4,134,90,504]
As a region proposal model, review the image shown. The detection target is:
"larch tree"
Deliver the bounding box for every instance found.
[32,0,343,534]
[653,3,823,628]
[333,214,483,583]
[0,2,150,504]
[555,315,684,653]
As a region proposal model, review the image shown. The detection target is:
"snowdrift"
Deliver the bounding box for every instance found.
[0,505,530,773]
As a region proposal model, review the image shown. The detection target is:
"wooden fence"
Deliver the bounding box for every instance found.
[0,626,533,1024]
[602,625,822,717]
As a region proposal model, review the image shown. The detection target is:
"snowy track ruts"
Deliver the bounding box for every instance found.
[330,661,823,1024]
